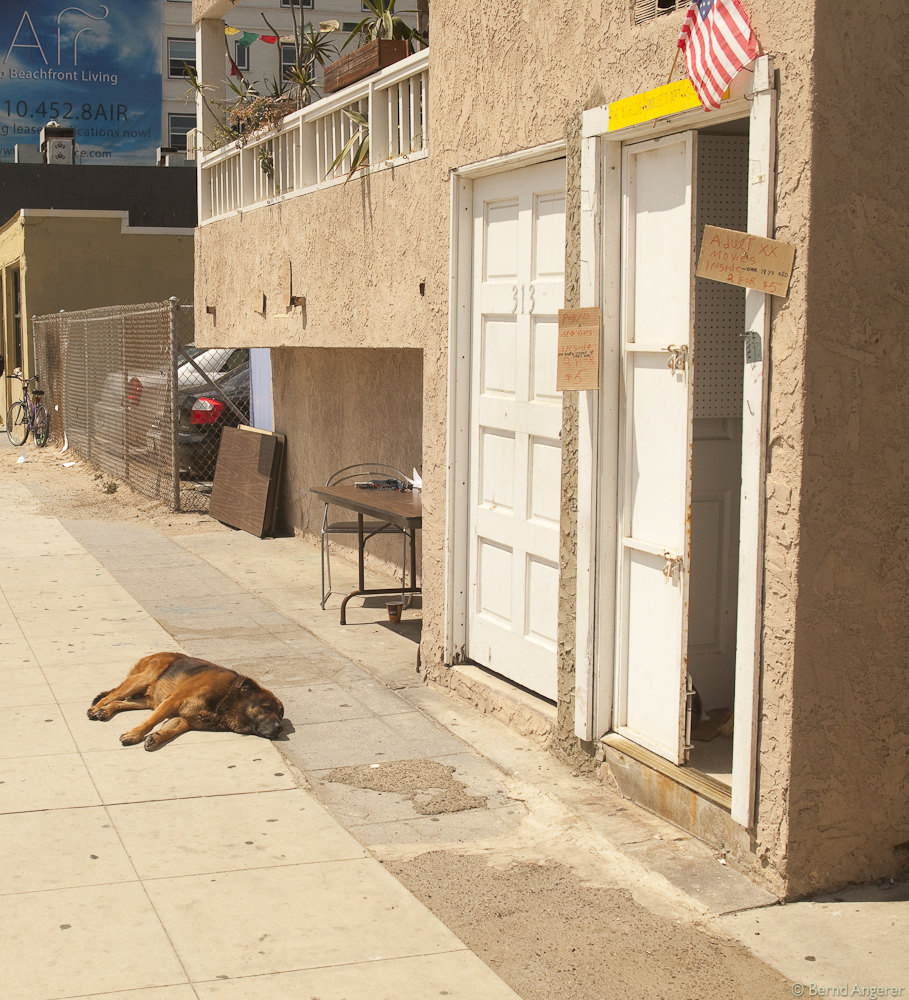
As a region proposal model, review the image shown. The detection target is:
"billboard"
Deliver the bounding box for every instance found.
[0,2,162,164]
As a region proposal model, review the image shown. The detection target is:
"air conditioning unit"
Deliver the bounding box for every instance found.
[14,144,42,164]
[40,122,76,165]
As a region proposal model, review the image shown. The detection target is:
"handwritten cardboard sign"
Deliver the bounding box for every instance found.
[556,307,600,391]
[696,225,795,297]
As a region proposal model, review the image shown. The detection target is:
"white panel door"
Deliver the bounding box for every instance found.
[615,134,696,763]
[468,159,566,700]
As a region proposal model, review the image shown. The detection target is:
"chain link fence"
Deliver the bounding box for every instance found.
[33,300,250,513]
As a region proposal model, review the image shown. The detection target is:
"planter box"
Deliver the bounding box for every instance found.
[323,39,410,94]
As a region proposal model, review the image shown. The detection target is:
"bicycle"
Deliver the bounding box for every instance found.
[5,370,49,448]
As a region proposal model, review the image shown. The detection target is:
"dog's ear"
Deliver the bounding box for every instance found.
[215,674,253,714]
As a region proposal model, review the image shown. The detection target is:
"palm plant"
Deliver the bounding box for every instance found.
[260,10,338,107]
[184,9,339,156]
[325,108,370,181]
[342,0,426,51]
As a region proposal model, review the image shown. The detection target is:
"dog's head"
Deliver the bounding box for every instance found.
[221,677,285,739]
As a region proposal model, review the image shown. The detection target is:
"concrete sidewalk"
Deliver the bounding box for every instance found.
[2,448,907,1000]
[0,477,521,1000]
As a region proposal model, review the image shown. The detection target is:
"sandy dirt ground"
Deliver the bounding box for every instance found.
[385,853,791,1000]
[1,438,228,534]
[2,439,796,1000]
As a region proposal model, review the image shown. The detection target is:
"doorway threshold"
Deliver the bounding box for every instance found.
[430,660,557,748]
[601,733,732,811]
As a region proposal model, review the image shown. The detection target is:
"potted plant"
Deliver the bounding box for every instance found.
[186,14,337,159]
[323,0,426,94]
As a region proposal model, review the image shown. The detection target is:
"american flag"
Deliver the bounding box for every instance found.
[677,0,761,111]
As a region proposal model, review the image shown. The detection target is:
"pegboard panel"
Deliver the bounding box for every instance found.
[694,135,748,419]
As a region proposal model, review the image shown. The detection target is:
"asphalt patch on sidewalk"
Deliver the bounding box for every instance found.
[326,759,488,816]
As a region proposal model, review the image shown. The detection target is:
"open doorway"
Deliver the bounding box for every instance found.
[577,57,776,827]
[609,122,750,782]
[687,124,749,785]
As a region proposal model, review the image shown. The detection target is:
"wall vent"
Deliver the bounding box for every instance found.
[634,0,688,25]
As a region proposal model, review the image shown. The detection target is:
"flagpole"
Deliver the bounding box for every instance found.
[652,46,683,128]
[667,46,681,85]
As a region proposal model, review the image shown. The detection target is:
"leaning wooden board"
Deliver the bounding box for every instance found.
[209,426,285,537]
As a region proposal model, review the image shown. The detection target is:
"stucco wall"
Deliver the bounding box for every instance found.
[193,1,908,896]
[195,162,446,640]
[195,163,440,352]
[546,4,817,897]
[781,2,909,897]
[1,212,192,415]
[271,346,423,574]
[0,217,27,417]
[22,215,193,317]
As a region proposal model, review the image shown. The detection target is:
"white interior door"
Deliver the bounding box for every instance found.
[467,159,566,700]
[615,133,696,763]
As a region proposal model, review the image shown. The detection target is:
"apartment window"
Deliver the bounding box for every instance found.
[234,40,249,72]
[167,38,196,78]
[168,113,196,150]
[281,43,297,79]
[634,0,687,23]
[281,0,314,8]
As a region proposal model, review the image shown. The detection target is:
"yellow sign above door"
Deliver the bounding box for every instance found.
[608,79,705,131]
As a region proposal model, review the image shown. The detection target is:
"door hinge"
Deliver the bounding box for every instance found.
[684,675,698,757]
[666,344,690,374]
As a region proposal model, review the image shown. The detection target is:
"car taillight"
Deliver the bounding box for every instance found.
[126,376,142,407]
[190,397,225,424]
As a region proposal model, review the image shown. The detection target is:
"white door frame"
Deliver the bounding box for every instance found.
[574,57,777,828]
[444,140,567,667]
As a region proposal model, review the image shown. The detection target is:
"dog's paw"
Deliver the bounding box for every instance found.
[87,705,109,721]
[90,690,110,707]
[119,730,142,746]
[143,733,164,752]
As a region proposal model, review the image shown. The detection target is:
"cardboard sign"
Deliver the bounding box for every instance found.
[696,226,795,297]
[556,308,600,391]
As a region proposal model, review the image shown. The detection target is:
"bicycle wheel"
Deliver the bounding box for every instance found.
[6,401,29,446]
[33,403,49,448]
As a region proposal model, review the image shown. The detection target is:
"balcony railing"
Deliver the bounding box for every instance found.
[199,49,429,224]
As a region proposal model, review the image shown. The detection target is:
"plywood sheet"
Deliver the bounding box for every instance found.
[209,426,285,537]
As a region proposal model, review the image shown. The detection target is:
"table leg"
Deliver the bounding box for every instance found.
[357,513,365,592]
[339,514,367,625]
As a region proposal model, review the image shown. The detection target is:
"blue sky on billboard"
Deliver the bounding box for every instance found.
[0,2,163,164]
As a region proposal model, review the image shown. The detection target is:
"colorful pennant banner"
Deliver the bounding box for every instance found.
[225,26,278,45]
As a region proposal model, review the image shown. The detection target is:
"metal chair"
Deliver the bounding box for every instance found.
[320,464,413,609]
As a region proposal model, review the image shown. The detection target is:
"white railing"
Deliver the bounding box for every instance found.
[200,49,429,224]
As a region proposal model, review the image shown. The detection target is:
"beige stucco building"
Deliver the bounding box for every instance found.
[0,209,193,418]
[191,0,909,899]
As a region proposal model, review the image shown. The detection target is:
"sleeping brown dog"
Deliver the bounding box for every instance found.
[87,652,284,751]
